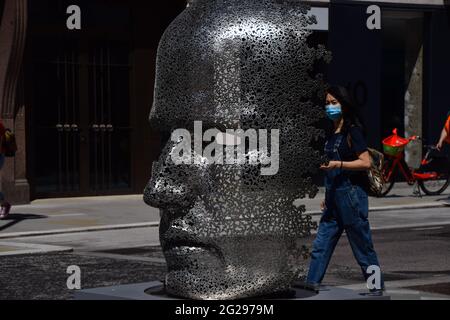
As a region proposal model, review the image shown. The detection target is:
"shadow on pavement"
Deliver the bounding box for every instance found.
[0,214,47,232]
[382,194,408,198]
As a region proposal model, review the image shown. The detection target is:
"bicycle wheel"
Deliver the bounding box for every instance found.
[419,173,450,195]
[379,158,396,197]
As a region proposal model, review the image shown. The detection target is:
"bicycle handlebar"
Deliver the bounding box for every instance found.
[424,145,438,151]
[390,129,421,142]
[409,135,421,141]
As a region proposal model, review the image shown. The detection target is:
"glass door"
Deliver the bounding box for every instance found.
[87,40,132,193]
[29,14,133,198]
[32,38,82,195]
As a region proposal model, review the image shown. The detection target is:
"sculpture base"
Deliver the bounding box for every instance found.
[73,281,389,300]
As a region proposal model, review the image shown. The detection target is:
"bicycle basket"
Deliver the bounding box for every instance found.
[382,128,409,157]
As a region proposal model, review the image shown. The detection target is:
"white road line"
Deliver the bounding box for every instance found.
[411,226,445,231]
[48,213,87,218]
[74,251,166,263]
[0,242,73,256]
[371,221,450,231]
[0,222,159,239]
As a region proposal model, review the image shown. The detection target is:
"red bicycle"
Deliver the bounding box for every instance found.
[380,129,450,197]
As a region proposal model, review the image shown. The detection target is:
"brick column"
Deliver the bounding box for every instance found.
[0,0,30,204]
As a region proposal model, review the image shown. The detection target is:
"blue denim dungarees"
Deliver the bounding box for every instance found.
[306,133,384,288]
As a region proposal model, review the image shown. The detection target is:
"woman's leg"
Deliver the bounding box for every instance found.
[306,207,343,286]
[0,154,5,203]
[0,154,10,219]
[338,186,384,289]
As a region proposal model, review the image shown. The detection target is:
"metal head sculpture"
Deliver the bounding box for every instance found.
[144,0,331,300]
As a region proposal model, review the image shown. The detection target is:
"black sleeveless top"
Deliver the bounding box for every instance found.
[325,125,370,192]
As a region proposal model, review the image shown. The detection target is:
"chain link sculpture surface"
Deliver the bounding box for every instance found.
[144,0,331,300]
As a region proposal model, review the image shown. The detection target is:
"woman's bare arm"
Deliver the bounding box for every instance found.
[341,151,371,171]
[437,127,448,151]
[321,151,371,171]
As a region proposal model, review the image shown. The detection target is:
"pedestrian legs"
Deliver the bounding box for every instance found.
[306,208,343,286]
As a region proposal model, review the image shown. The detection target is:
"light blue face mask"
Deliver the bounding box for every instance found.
[325,104,342,121]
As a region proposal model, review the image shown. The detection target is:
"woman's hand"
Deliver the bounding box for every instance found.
[320,200,327,211]
[320,161,341,171]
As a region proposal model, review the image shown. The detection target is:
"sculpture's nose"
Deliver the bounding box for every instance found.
[143,139,201,209]
[143,160,198,211]
[143,168,197,209]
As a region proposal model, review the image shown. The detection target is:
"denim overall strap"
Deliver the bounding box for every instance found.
[330,134,344,161]
[324,134,347,190]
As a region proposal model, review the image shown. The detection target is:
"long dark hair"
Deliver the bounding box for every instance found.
[326,85,366,136]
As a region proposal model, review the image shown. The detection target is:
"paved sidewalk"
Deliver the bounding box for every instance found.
[0,183,449,238]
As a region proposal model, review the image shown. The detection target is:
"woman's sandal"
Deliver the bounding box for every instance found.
[0,202,11,219]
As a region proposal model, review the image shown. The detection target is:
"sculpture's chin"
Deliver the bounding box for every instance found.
[161,237,309,299]
[164,268,297,300]
[164,246,223,272]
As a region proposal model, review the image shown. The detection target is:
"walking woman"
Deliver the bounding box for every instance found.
[0,118,11,219]
[306,86,384,295]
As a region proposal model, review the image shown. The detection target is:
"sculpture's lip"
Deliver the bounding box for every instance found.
[162,238,223,259]
[161,226,224,259]
[163,239,217,252]
[161,227,209,250]
[163,239,209,251]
